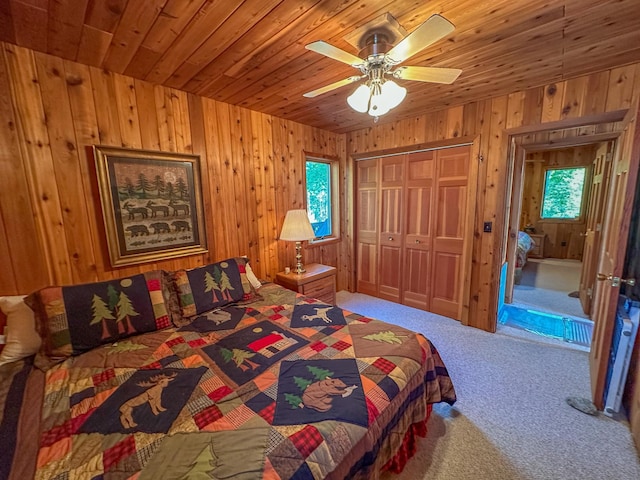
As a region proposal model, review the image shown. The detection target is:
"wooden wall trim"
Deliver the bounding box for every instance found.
[350,135,476,160]
[506,109,627,135]
[518,132,620,150]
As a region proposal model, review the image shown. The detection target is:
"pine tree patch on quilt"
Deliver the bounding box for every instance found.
[349,322,423,364]
[26,271,172,362]
[201,321,309,385]
[273,359,367,427]
[176,259,250,317]
[79,366,207,434]
[290,303,347,327]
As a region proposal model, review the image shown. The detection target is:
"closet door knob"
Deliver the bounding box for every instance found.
[415,239,420,244]
[388,236,394,241]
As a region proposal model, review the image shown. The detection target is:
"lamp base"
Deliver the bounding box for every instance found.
[294,241,306,274]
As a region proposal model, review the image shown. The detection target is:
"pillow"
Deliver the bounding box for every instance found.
[0,296,41,366]
[25,270,174,366]
[173,257,256,319]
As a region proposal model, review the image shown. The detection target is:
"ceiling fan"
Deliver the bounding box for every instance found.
[303,14,462,117]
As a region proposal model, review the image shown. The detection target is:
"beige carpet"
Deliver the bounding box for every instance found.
[520,258,582,291]
[513,259,589,319]
[337,291,640,480]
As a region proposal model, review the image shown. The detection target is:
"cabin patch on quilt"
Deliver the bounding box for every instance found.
[290,303,347,327]
[201,321,309,385]
[79,367,207,434]
[273,359,367,427]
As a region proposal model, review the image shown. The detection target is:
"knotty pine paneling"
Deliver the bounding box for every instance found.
[2,39,640,334]
[347,62,640,332]
[0,42,347,295]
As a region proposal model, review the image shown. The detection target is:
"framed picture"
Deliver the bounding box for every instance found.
[93,146,208,267]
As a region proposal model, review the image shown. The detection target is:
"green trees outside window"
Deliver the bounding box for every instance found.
[541,167,586,219]
[305,160,332,237]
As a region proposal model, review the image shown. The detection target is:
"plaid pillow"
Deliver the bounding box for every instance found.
[25,270,174,367]
[173,257,256,320]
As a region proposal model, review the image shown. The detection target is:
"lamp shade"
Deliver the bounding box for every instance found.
[279,209,315,241]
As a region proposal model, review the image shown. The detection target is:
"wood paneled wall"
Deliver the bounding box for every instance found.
[347,62,640,331]
[2,39,640,334]
[521,145,598,260]
[0,42,348,296]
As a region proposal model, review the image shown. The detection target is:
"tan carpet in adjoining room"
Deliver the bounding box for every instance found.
[519,258,581,291]
[336,291,640,480]
[513,258,589,319]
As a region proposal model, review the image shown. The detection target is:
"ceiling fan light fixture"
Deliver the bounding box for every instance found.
[304,14,461,119]
[380,79,406,110]
[368,87,391,116]
[347,84,371,113]
[347,78,406,117]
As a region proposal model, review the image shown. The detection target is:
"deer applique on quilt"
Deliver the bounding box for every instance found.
[119,372,177,428]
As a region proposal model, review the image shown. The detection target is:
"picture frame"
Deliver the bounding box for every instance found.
[93,146,208,267]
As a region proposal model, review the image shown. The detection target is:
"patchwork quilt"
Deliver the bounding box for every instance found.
[4,283,456,480]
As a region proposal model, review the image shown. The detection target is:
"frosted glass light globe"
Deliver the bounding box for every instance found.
[347,84,371,113]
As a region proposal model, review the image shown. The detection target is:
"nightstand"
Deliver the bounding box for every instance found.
[276,263,337,305]
[528,233,545,258]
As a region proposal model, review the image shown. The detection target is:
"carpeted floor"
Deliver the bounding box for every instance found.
[336,291,640,480]
[513,258,589,319]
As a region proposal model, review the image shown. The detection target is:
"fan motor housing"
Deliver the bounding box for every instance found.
[358,31,393,58]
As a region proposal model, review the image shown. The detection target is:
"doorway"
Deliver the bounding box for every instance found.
[501,126,622,348]
[495,105,640,427]
[513,143,610,323]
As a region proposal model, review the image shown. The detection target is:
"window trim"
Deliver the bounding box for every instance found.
[304,153,340,244]
[539,165,590,223]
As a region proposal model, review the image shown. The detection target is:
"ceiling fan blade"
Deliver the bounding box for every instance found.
[386,14,455,64]
[303,76,364,98]
[393,66,462,84]
[305,41,364,66]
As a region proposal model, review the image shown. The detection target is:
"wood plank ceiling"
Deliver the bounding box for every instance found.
[1,0,640,133]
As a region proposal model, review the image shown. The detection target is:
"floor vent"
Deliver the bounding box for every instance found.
[499,305,593,347]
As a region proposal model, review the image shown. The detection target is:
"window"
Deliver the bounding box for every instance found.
[540,167,587,220]
[305,157,338,240]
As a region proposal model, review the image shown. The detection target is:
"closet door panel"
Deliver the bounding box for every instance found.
[379,156,403,302]
[403,248,430,308]
[430,146,470,320]
[356,159,379,295]
[404,151,434,309]
[431,252,462,318]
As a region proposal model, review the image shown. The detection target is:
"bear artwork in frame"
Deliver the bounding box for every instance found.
[93,146,208,267]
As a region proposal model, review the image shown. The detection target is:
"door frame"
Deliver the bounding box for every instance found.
[501,111,627,311]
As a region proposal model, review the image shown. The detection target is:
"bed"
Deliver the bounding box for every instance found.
[515,231,535,284]
[0,258,456,480]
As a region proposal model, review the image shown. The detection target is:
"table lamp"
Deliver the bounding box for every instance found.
[279,209,315,274]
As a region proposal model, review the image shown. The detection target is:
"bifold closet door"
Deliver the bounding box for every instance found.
[378,156,404,302]
[356,159,379,296]
[355,145,472,320]
[403,151,434,310]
